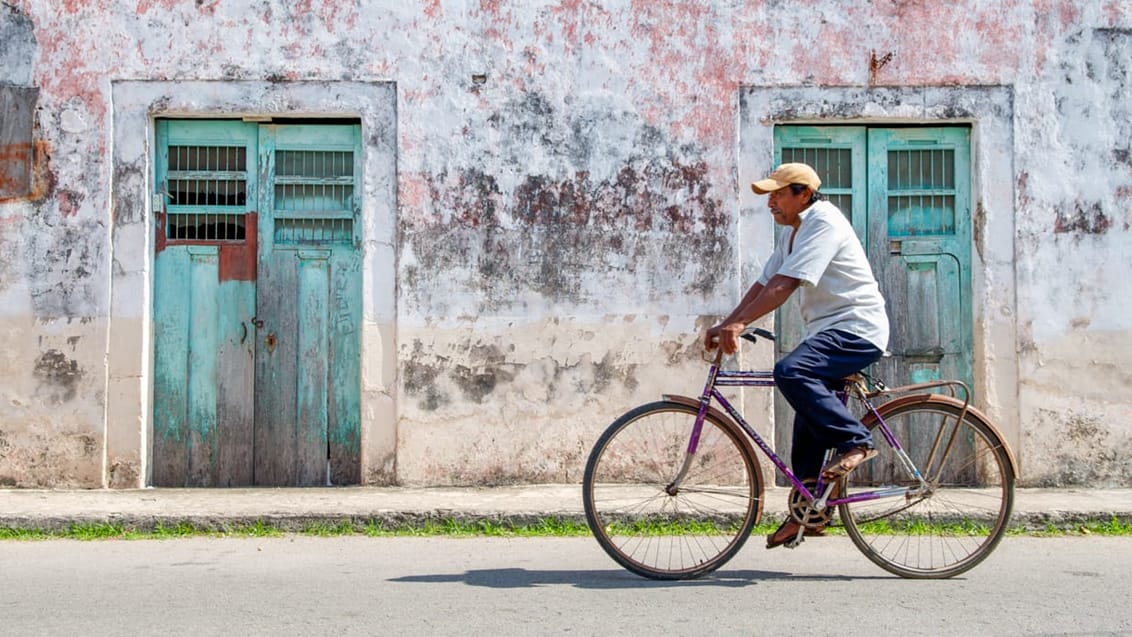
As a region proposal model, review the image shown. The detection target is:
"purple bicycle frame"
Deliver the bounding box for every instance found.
[683,359,925,507]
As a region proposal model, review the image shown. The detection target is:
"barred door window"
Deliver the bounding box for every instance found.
[272,148,356,245]
[164,143,249,240]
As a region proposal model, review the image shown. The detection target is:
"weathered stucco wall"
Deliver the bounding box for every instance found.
[0,0,1129,487]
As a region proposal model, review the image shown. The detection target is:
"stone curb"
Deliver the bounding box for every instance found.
[3,487,1131,533]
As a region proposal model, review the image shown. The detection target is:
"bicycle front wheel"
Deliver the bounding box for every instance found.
[582,401,763,580]
[839,396,1015,579]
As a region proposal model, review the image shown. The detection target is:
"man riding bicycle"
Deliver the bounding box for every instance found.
[703,162,890,549]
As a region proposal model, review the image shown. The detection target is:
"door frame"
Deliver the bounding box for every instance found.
[737,85,1019,478]
[107,80,398,487]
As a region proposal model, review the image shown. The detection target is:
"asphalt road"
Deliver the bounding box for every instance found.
[2,535,1129,636]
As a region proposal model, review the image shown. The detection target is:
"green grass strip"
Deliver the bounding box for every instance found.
[0,515,1129,541]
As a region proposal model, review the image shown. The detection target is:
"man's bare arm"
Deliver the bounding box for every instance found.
[727,274,799,326]
[706,275,800,354]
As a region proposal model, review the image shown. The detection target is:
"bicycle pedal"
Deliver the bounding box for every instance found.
[784,526,806,549]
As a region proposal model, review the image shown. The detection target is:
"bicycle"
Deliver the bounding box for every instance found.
[582,327,1016,579]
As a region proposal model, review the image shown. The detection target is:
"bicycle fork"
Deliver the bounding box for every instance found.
[665,403,713,495]
[666,363,722,495]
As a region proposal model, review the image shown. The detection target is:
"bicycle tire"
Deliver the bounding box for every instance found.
[582,400,763,580]
[838,395,1015,579]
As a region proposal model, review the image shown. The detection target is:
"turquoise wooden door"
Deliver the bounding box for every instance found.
[253,124,362,486]
[771,126,973,476]
[153,120,362,487]
[153,120,259,487]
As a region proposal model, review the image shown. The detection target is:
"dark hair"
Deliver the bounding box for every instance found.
[788,183,824,203]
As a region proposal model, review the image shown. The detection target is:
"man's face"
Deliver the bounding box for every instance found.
[767,186,811,227]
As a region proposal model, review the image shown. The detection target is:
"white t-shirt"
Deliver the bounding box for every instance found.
[757,200,890,350]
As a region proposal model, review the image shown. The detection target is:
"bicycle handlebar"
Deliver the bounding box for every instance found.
[740,327,776,344]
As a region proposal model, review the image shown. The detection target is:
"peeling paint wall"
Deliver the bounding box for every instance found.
[1,0,1130,487]
[1013,20,1132,486]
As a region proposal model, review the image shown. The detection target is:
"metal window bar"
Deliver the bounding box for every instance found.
[782,146,853,223]
[272,149,356,245]
[165,144,248,241]
[887,149,956,236]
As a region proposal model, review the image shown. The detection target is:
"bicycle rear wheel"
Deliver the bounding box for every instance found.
[582,401,763,580]
[839,396,1015,579]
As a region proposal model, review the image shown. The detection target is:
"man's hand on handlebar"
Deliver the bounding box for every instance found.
[703,322,746,355]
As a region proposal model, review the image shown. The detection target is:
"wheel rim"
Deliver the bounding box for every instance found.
[840,402,1014,578]
[584,405,760,579]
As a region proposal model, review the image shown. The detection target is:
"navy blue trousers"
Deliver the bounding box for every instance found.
[773,329,883,480]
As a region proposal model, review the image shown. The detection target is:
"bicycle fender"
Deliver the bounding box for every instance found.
[862,394,1019,479]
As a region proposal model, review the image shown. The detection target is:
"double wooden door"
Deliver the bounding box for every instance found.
[771,126,973,467]
[152,120,362,487]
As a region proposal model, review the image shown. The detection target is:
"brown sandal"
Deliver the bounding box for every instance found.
[766,518,826,549]
[821,446,877,481]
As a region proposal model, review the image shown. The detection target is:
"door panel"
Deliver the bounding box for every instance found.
[252,246,301,486]
[327,254,363,485]
[153,121,258,487]
[297,252,332,485]
[152,248,193,486]
[214,276,256,485]
[254,124,363,486]
[867,128,973,483]
[153,246,257,486]
[253,250,337,486]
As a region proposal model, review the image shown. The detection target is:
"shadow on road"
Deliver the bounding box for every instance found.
[390,568,887,589]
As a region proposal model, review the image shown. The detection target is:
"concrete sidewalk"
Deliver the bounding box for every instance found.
[3,486,1132,532]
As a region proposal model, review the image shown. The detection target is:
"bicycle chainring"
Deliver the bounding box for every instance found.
[787,478,836,527]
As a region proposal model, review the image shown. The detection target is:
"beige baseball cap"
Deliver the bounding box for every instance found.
[750,162,822,194]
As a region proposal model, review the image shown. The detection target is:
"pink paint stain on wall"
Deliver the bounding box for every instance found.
[1104,0,1130,24]
[858,1,1034,84]
[975,9,1026,78]
[35,30,108,126]
[59,0,113,13]
[1028,0,1084,72]
[57,191,82,218]
[400,174,430,214]
[478,0,504,15]
[315,0,359,31]
[134,0,180,14]
[1045,0,1082,29]
[685,61,743,147]
[546,0,594,55]
[625,0,742,147]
